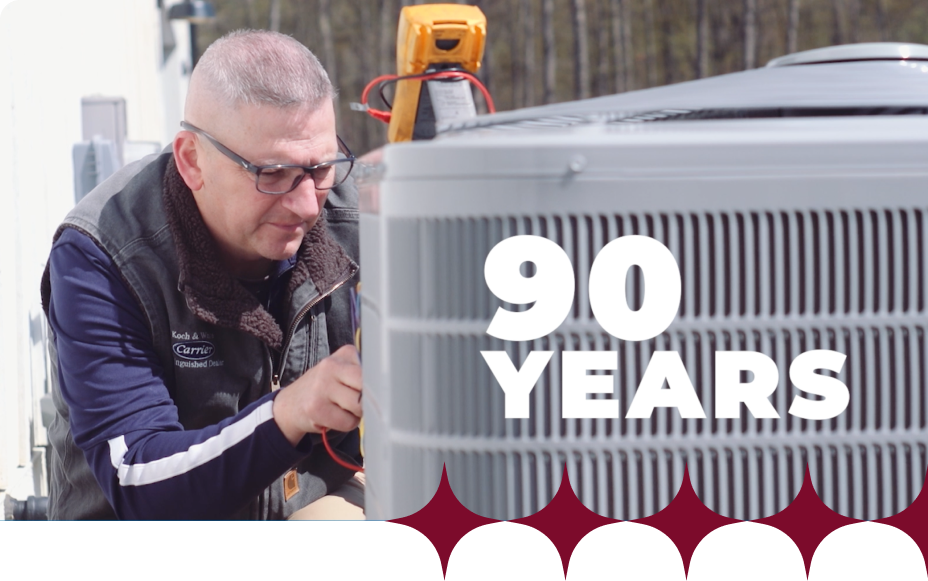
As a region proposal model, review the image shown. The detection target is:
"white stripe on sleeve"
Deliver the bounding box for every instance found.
[107,400,276,487]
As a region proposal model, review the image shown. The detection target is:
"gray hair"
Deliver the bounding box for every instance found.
[193,29,335,109]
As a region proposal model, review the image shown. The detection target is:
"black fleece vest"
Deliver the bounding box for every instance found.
[41,151,360,519]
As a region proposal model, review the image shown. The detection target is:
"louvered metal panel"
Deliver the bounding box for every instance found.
[360,114,928,522]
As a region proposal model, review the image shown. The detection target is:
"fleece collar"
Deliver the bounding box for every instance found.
[162,157,356,350]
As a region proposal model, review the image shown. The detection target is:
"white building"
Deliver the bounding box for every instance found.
[0,0,196,518]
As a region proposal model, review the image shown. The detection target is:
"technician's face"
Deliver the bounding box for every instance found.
[192,100,337,277]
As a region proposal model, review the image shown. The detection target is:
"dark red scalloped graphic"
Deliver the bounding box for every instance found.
[389,463,928,578]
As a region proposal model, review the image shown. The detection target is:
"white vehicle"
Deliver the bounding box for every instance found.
[360,42,928,522]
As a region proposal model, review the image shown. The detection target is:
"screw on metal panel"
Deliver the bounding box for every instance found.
[568,154,587,173]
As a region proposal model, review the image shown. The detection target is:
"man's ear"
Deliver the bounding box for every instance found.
[173,131,204,192]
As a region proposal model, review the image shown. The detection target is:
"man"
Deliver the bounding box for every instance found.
[40,30,364,520]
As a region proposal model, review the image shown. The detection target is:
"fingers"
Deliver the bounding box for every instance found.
[330,343,360,365]
[301,356,362,431]
[310,402,361,434]
[327,347,362,394]
[329,376,363,419]
[307,349,362,412]
[272,346,364,445]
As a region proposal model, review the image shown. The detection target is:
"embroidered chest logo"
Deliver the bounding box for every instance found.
[172,330,224,368]
[173,341,214,360]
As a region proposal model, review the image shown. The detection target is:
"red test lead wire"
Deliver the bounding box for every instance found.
[360,70,496,124]
[321,427,364,473]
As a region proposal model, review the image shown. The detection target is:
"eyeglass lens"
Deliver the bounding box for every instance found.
[255,163,347,194]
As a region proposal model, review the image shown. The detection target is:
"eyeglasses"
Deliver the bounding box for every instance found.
[180,121,356,195]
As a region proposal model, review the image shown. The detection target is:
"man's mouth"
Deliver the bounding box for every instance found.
[269,222,305,233]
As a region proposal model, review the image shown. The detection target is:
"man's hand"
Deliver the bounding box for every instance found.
[272,344,362,446]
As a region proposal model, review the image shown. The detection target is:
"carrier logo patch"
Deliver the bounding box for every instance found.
[171,331,224,369]
[172,340,215,361]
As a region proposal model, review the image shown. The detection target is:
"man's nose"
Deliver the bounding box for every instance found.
[279,175,322,218]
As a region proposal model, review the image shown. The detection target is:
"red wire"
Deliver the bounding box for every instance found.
[360,74,399,123]
[361,73,401,106]
[360,70,496,124]
[321,427,364,472]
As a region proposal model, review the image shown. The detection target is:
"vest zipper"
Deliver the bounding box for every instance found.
[271,263,358,388]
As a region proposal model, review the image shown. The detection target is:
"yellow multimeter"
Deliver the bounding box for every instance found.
[387,4,487,143]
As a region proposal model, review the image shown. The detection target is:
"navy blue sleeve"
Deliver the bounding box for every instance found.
[48,228,312,519]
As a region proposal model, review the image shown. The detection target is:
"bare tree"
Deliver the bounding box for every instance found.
[542,0,556,103]
[245,0,260,29]
[191,0,928,158]
[269,0,281,32]
[786,0,800,54]
[875,0,887,41]
[831,0,846,45]
[659,0,675,85]
[595,0,611,95]
[319,0,338,94]
[522,0,536,107]
[358,1,375,148]
[509,1,525,109]
[380,0,395,77]
[645,0,658,86]
[696,0,709,78]
[743,0,757,69]
[572,0,591,100]
[611,0,626,92]
[847,0,860,43]
[621,0,634,91]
